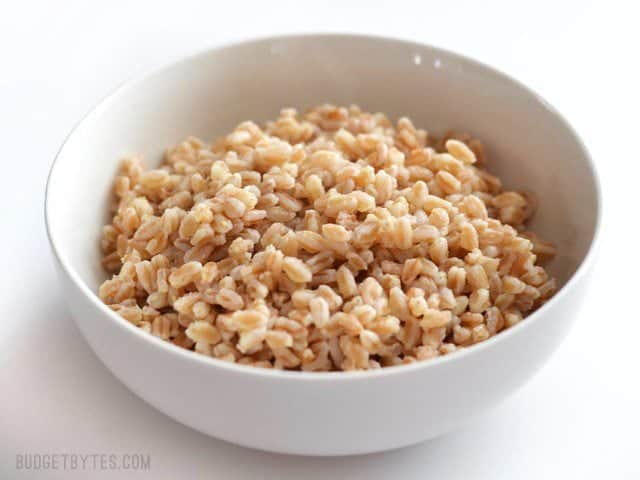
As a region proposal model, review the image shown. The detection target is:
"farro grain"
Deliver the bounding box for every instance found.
[99,104,557,371]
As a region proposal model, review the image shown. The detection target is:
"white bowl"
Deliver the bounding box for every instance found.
[45,34,601,456]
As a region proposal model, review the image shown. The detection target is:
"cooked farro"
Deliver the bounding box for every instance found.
[99,104,557,371]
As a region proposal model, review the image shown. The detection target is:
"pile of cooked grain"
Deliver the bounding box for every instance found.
[99,104,557,371]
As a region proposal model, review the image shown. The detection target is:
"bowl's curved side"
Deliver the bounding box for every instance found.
[56,248,595,455]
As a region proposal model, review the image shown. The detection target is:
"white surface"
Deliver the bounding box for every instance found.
[45,33,600,456]
[1,0,638,477]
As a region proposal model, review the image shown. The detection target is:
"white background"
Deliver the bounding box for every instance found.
[1,0,638,478]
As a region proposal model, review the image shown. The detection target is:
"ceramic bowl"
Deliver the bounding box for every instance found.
[45,34,601,455]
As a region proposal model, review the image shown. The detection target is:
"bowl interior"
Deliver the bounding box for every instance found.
[47,35,599,296]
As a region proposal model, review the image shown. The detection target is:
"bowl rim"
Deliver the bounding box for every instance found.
[45,32,603,381]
